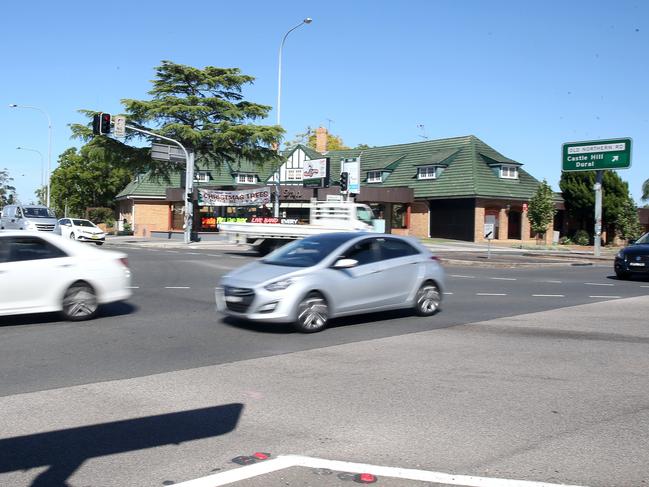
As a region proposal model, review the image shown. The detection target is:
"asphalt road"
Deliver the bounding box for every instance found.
[1,246,649,487]
[0,246,647,397]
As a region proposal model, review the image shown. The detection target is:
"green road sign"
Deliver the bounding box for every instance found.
[562,138,632,171]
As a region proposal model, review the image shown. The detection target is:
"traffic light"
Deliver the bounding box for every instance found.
[340,171,349,192]
[100,113,112,134]
[187,192,193,202]
[92,114,101,135]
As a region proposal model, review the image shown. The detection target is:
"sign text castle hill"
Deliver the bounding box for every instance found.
[562,138,632,172]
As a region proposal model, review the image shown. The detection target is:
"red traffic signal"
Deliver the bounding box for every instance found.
[100,113,112,134]
[92,113,112,135]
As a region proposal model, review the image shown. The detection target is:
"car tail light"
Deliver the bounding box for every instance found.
[118,257,129,268]
[430,255,440,262]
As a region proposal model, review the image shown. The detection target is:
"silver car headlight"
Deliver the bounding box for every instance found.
[616,251,624,259]
[25,221,37,230]
[264,278,295,292]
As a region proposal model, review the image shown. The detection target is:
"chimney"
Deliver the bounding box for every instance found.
[315,127,328,153]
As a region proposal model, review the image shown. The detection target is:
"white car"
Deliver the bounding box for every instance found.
[0,231,132,321]
[58,218,106,245]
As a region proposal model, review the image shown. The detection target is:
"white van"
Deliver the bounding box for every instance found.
[0,205,60,233]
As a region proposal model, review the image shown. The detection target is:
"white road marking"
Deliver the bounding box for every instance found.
[450,274,475,278]
[165,250,179,253]
[126,286,140,289]
[491,277,517,281]
[444,292,454,295]
[186,252,202,255]
[207,254,223,257]
[533,294,564,297]
[164,286,191,289]
[541,280,563,283]
[476,293,507,296]
[641,285,649,288]
[229,255,245,259]
[173,454,589,487]
[589,295,621,299]
[584,282,614,286]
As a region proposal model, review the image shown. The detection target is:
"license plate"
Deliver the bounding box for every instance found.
[629,262,645,267]
[225,296,244,302]
[91,235,99,239]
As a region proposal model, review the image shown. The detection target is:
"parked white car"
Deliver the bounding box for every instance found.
[58,218,106,245]
[0,231,132,321]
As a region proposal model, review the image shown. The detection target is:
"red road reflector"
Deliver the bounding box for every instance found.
[253,452,270,460]
[354,473,378,484]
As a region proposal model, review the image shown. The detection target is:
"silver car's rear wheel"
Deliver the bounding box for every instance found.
[295,292,328,333]
[61,282,98,321]
[415,282,441,316]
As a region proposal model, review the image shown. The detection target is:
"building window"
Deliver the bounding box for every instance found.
[367,171,382,183]
[500,165,518,179]
[417,166,437,179]
[194,171,210,182]
[236,173,256,184]
[390,203,408,229]
[286,169,303,180]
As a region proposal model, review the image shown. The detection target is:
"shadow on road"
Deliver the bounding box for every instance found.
[0,302,137,327]
[0,403,244,487]
[222,308,443,334]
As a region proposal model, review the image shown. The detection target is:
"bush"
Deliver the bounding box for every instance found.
[559,236,573,245]
[573,229,590,246]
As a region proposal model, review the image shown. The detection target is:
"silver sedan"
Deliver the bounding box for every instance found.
[216,232,445,333]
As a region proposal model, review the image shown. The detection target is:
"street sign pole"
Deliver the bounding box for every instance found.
[594,170,603,257]
[125,124,193,243]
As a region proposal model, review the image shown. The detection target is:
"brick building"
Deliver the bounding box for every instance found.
[115,132,561,243]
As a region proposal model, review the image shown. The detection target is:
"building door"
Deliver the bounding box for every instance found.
[508,210,521,239]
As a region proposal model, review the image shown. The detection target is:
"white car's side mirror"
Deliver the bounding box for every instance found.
[332,258,358,269]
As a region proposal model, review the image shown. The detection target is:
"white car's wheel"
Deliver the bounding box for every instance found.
[69,232,76,240]
[61,282,98,321]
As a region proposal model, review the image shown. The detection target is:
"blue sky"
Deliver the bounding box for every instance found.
[1,0,647,204]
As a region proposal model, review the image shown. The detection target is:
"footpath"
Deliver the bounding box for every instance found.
[104,235,615,268]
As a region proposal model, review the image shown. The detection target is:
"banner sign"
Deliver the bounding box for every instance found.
[198,187,271,207]
[303,158,330,188]
[341,157,361,194]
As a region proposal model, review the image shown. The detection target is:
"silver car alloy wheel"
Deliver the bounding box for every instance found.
[416,282,441,316]
[62,283,98,321]
[296,292,328,333]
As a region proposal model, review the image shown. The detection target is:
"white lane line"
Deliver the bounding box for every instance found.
[589,295,621,299]
[186,252,202,255]
[476,293,508,296]
[491,277,517,281]
[126,286,140,289]
[641,285,649,288]
[444,292,454,295]
[165,250,179,253]
[164,286,191,289]
[207,254,223,257]
[541,280,563,283]
[173,454,589,487]
[230,255,245,259]
[584,282,614,286]
[450,274,475,279]
[533,294,565,297]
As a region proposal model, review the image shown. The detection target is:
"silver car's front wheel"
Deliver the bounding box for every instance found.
[295,292,328,333]
[61,282,98,321]
[415,282,441,316]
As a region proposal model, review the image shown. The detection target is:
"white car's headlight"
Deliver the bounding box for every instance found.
[25,222,37,230]
[264,278,295,291]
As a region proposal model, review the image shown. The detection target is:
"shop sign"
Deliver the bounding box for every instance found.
[198,187,271,207]
[248,217,299,224]
[303,158,330,188]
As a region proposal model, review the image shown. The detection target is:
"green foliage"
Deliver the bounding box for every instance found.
[87,207,115,224]
[559,171,631,230]
[1,169,17,206]
[355,144,372,150]
[642,178,649,202]
[527,179,557,237]
[559,236,573,245]
[49,144,132,218]
[574,229,590,246]
[71,61,284,180]
[285,127,350,151]
[615,197,643,241]
[34,186,47,205]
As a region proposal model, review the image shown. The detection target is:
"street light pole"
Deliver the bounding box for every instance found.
[9,104,52,207]
[16,146,45,200]
[274,17,312,217]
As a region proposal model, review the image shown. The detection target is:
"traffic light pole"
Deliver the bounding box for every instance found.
[124,124,194,244]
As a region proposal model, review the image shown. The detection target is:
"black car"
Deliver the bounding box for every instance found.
[614,232,649,279]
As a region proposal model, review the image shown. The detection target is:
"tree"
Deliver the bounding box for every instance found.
[560,170,631,239]
[71,61,284,179]
[615,197,643,241]
[34,186,47,205]
[642,178,649,202]
[285,127,350,151]
[527,179,557,242]
[1,169,16,206]
[49,144,132,218]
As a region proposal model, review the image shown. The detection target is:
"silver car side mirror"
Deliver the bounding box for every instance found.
[332,258,358,269]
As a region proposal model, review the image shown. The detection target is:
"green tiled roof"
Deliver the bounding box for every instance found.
[324,135,550,201]
[115,172,182,199]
